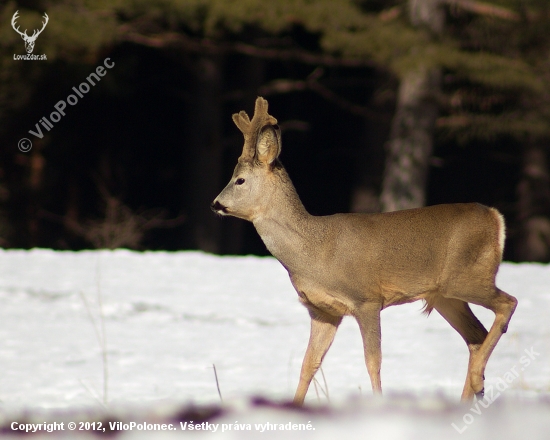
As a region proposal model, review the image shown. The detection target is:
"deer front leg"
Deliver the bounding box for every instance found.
[293,308,342,406]
[355,303,383,394]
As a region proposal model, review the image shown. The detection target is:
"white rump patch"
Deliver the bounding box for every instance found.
[490,208,506,256]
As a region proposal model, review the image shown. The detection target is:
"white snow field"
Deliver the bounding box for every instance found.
[0,249,549,438]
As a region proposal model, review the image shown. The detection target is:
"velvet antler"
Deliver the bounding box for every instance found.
[233,97,278,162]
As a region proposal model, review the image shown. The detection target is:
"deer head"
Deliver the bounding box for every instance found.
[211,97,283,222]
[12,10,49,54]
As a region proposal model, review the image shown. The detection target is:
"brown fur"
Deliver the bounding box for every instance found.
[212,97,517,405]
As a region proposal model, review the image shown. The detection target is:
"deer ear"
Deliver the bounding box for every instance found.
[256,125,281,165]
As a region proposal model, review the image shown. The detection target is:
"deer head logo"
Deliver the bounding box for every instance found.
[11,10,49,54]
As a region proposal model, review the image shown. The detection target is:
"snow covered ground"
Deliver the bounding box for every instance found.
[0,249,548,438]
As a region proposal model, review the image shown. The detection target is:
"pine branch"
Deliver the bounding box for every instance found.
[118,25,378,69]
[445,0,520,21]
[258,68,390,120]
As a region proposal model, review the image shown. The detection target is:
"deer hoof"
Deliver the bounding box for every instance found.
[475,388,484,399]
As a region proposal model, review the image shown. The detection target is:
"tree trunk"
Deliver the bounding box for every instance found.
[379,0,443,212]
[350,106,391,214]
[220,55,266,254]
[516,142,550,262]
[185,55,224,253]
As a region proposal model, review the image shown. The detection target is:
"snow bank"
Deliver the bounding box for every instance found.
[0,249,548,437]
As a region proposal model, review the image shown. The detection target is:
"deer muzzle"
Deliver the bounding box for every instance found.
[211,200,228,215]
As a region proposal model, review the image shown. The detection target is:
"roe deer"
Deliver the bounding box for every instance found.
[211,97,517,405]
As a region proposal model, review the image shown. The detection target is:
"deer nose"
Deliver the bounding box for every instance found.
[211,200,226,213]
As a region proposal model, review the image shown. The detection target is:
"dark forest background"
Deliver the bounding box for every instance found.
[1,0,550,261]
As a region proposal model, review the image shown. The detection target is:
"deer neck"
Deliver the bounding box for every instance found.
[252,170,321,270]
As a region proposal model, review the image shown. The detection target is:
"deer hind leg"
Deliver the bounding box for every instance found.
[354,303,383,395]
[465,288,517,400]
[293,308,342,406]
[444,288,517,400]
[433,297,488,401]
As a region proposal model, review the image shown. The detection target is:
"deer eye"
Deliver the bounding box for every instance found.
[235,178,245,185]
